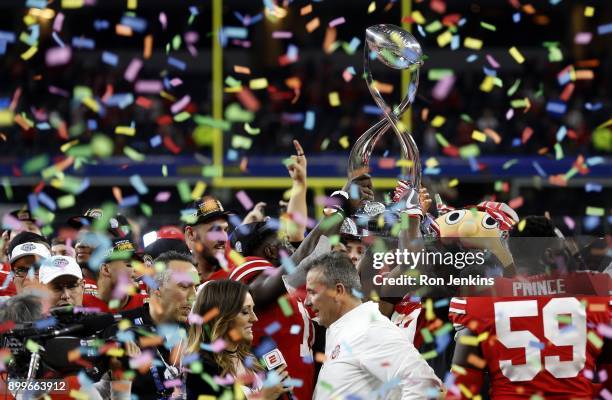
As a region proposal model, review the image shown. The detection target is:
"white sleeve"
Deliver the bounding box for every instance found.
[359,322,442,400]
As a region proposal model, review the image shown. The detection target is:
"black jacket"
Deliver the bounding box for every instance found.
[185,350,233,399]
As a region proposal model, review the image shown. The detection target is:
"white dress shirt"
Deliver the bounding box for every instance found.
[314,301,442,400]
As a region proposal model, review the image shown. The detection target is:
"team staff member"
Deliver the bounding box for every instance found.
[304,252,442,400]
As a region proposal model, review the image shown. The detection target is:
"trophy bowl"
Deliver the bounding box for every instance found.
[365,24,423,71]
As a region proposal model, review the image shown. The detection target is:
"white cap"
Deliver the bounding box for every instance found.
[39,255,83,285]
[9,242,51,264]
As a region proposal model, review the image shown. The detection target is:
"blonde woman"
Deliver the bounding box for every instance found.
[185,280,292,400]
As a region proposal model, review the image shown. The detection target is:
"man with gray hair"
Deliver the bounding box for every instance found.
[304,252,442,399]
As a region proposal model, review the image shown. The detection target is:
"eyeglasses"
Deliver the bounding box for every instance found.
[50,280,83,292]
[12,265,40,278]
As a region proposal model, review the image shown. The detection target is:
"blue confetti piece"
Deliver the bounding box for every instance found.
[0,272,13,290]
[468,157,479,172]
[436,333,451,352]
[233,12,246,25]
[150,135,162,147]
[450,35,460,50]
[597,23,612,35]
[557,72,571,86]
[555,125,567,142]
[36,122,51,130]
[116,330,136,343]
[457,18,467,27]
[167,57,186,71]
[532,161,547,177]
[284,378,303,388]
[512,12,521,23]
[434,298,449,308]
[363,105,383,115]
[264,322,281,336]
[549,0,562,4]
[38,192,56,211]
[423,167,441,175]
[129,175,149,195]
[120,15,148,33]
[583,216,600,231]
[119,195,139,208]
[223,26,248,39]
[304,110,315,130]
[585,102,602,111]
[0,31,16,43]
[101,51,119,66]
[585,156,604,166]
[93,20,110,31]
[511,137,521,147]
[281,113,304,123]
[253,337,277,358]
[77,178,90,195]
[546,100,567,115]
[228,214,242,227]
[483,66,497,77]
[347,37,361,53]
[287,44,298,59]
[466,54,478,63]
[585,183,602,192]
[34,317,57,329]
[281,253,296,274]
[72,37,95,49]
[26,0,47,8]
[0,41,7,56]
[142,275,157,290]
[248,13,263,26]
[51,32,65,48]
[529,340,545,349]
[417,25,426,37]
[87,119,98,130]
[77,371,95,388]
[189,6,199,15]
[227,149,238,161]
[27,193,39,213]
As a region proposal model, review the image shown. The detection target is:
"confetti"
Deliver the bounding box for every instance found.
[509,46,525,64]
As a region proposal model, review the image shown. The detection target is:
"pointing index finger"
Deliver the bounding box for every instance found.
[293,139,304,156]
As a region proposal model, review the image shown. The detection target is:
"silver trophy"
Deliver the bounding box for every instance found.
[348,24,423,203]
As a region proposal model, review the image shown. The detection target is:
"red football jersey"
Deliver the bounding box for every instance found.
[449,272,610,399]
[209,256,315,400]
[391,295,425,348]
[82,293,147,314]
[0,262,16,297]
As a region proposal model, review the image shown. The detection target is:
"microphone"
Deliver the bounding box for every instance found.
[262,348,296,400]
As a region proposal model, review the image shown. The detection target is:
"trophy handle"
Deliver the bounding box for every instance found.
[347,35,422,188]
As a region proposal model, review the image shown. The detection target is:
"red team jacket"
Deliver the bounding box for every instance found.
[206,257,315,400]
[448,272,610,399]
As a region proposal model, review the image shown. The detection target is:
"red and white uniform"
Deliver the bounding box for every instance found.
[0,262,16,297]
[83,293,147,314]
[391,295,425,348]
[449,272,610,399]
[208,256,315,400]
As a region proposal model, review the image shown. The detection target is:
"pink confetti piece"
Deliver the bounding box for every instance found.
[159,12,167,30]
[49,85,70,97]
[170,95,191,114]
[188,312,203,325]
[155,191,171,202]
[505,108,514,120]
[53,12,65,32]
[184,31,199,44]
[597,322,612,338]
[2,215,24,231]
[563,216,575,230]
[600,369,608,382]
[210,338,227,352]
[205,231,227,242]
[128,351,154,369]
[583,369,594,380]
[169,78,183,87]
[163,378,182,388]
[236,190,254,210]
[45,47,72,67]
[124,58,143,82]
[574,32,592,45]
[135,80,163,93]
[486,54,500,68]
[272,31,293,39]
[601,389,612,400]
[432,75,455,101]
[329,17,346,27]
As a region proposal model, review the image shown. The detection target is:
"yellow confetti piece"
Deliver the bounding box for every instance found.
[115,126,136,136]
[328,92,340,107]
[472,130,487,143]
[509,46,525,64]
[60,140,79,153]
[425,157,439,168]
[449,178,459,188]
[249,78,268,90]
[57,195,75,209]
[518,219,527,232]
[436,30,452,47]
[464,37,483,50]
[395,159,414,168]
[69,390,89,400]
[20,46,38,61]
[431,115,446,128]
[127,0,137,9]
[0,110,14,127]
[424,298,435,321]
[411,10,425,25]
[587,331,603,349]
[585,206,604,217]
[479,76,496,92]
[306,17,320,33]
[191,181,207,200]
[244,123,260,135]
[62,0,84,8]
[231,135,252,149]
[367,1,376,13]
[584,6,594,17]
[339,136,350,149]
[458,335,479,346]
[82,97,100,113]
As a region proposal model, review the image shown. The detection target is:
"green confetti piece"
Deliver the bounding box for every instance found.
[277,296,293,317]
[73,86,93,102]
[42,225,53,237]
[177,180,192,203]
[26,339,40,353]
[425,20,443,33]
[51,176,83,194]
[534,83,544,98]
[319,213,343,231]
[201,165,222,177]
[243,123,260,135]
[108,299,120,309]
[140,203,152,217]
[32,207,55,225]
[511,98,529,108]
[556,315,572,324]
[554,143,564,160]
[66,144,93,158]
[587,331,603,349]
[172,34,182,50]
[420,350,438,360]
[320,138,330,150]
[435,133,449,147]
[460,114,473,123]
[494,181,503,191]
[458,144,480,159]
[190,361,203,374]
[318,380,333,391]
[123,146,146,162]
[529,395,544,400]
[564,167,579,181]
[480,21,496,31]
[434,323,453,337]
[502,159,518,169]
[2,178,13,200]
[420,328,434,343]
[162,165,168,177]
[57,195,76,209]
[427,69,454,81]
[585,206,604,217]
[174,111,191,122]
[507,79,521,96]
[225,76,242,88]
[93,203,116,232]
[547,46,563,62]
[224,103,254,123]
[193,115,231,130]
[328,235,340,245]
[23,154,49,175]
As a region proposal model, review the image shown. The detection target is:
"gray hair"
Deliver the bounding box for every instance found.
[305,252,362,297]
[151,250,195,291]
[0,293,43,323]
